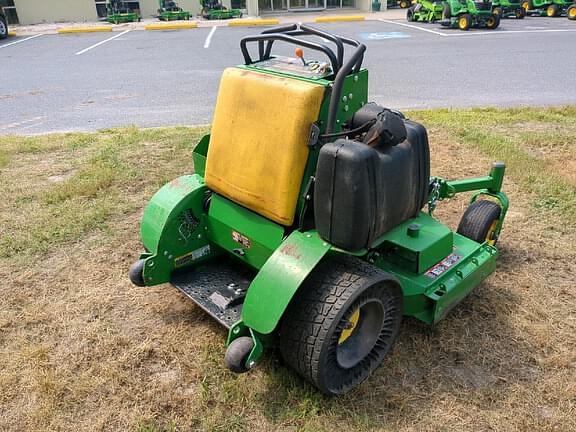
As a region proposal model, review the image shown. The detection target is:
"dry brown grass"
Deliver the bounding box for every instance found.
[1,108,575,432]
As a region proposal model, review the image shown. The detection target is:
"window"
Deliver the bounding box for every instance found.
[96,0,141,16]
[95,0,107,18]
[0,0,19,24]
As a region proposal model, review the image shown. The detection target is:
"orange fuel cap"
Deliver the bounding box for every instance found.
[294,47,304,58]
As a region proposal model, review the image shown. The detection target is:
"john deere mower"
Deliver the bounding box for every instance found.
[440,0,500,29]
[129,24,509,395]
[522,0,574,16]
[492,0,526,17]
[158,0,190,20]
[106,0,139,23]
[407,0,444,22]
[200,0,242,19]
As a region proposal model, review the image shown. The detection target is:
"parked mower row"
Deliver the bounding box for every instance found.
[106,0,241,24]
[406,0,575,30]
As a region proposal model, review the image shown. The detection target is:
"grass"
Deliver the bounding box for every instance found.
[0,107,575,432]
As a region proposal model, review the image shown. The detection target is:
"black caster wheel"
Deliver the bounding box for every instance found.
[129,259,146,287]
[224,336,254,373]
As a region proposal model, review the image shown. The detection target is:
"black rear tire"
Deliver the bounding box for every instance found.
[457,200,502,244]
[407,6,415,21]
[399,0,411,8]
[0,15,8,39]
[515,7,526,18]
[568,5,576,20]
[485,13,500,29]
[546,3,559,16]
[493,6,503,17]
[279,256,403,395]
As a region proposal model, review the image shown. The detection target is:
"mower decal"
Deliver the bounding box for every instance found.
[425,253,461,279]
[232,231,252,249]
[174,245,211,267]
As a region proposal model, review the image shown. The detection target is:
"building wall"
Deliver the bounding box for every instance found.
[14,0,98,24]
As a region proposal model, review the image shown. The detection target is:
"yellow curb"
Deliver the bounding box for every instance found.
[58,26,113,34]
[8,31,16,37]
[228,18,280,26]
[145,22,198,30]
[314,15,365,23]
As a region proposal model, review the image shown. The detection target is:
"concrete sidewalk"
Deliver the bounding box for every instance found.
[8,8,407,35]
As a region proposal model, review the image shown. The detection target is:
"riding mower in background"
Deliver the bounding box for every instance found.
[492,0,526,17]
[106,0,139,23]
[440,0,500,29]
[407,0,444,22]
[200,0,242,19]
[129,24,510,395]
[158,0,190,20]
[521,0,573,16]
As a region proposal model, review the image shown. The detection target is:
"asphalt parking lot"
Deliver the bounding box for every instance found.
[1,17,575,135]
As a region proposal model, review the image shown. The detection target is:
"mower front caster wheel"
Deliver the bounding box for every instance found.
[224,336,254,373]
[279,256,403,395]
[129,259,146,287]
[457,200,502,245]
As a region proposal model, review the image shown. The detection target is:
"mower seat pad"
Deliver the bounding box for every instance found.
[205,68,325,226]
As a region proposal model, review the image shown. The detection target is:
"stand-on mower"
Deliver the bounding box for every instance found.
[200,0,243,19]
[521,0,574,16]
[129,24,510,395]
[158,0,191,20]
[492,0,526,17]
[440,0,500,29]
[407,0,444,22]
[106,0,139,23]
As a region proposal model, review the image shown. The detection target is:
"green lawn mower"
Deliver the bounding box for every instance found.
[407,0,444,22]
[106,0,139,23]
[129,24,510,395]
[522,0,574,16]
[200,0,242,19]
[492,0,526,17]
[440,0,500,29]
[158,0,191,20]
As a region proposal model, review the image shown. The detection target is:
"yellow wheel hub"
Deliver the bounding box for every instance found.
[570,8,576,17]
[486,220,498,245]
[459,17,468,28]
[338,308,360,345]
[522,1,529,11]
[547,6,554,15]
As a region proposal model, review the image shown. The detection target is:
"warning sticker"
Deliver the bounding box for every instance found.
[232,231,252,249]
[174,245,211,268]
[425,253,461,279]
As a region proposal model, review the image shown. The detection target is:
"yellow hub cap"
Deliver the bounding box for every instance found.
[338,308,360,345]
[570,8,576,17]
[547,6,554,15]
[459,17,467,28]
[522,2,529,11]
[486,220,498,245]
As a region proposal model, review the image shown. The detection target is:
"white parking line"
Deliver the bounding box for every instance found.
[379,19,576,37]
[204,26,218,48]
[0,34,44,49]
[75,29,131,55]
[378,19,449,36]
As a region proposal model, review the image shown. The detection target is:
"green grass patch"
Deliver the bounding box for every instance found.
[409,106,576,224]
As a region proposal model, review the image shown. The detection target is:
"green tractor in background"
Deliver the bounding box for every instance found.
[492,0,526,17]
[129,24,511,395]
[440,0,501,29]
[407,0,444,22]
[521,0,574,16]
[106,0,139,23]
[158,0,191,20]
[200,0,243,19]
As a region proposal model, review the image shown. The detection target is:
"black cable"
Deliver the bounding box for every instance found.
[319,118,376,141]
